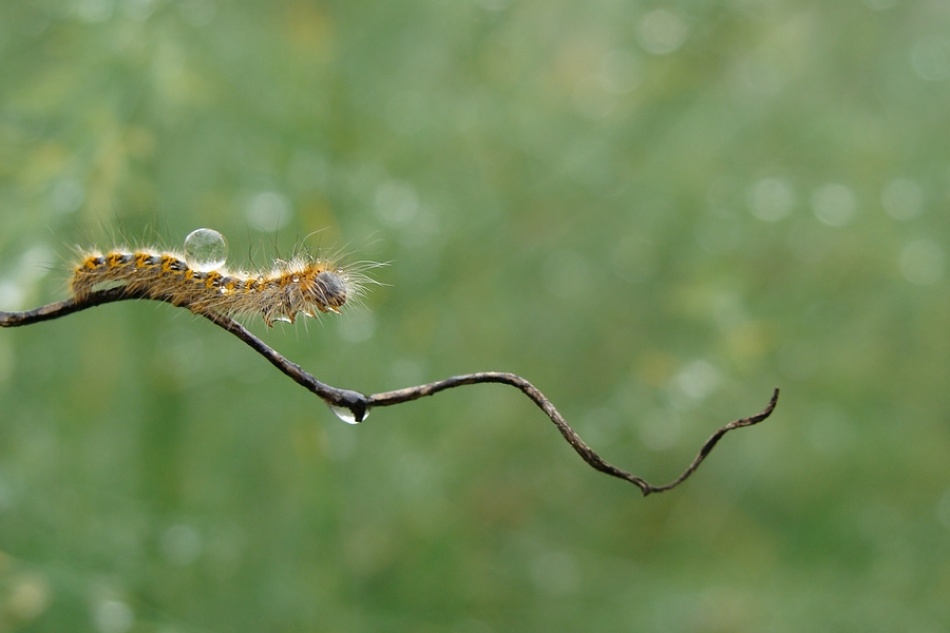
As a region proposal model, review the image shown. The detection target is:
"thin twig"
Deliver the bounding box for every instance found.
[1,290,779,495]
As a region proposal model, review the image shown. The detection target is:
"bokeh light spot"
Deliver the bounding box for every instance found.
[178,0,217,26]
[812,183,856,227]
[541,250,593,301]
[339,311,377,343]
[245,191,293,232]
[161,523,203,566]
[638,410,683,451]
[599,49,642,94]
[911,36,950,82]
[375,180,420,228]
[747,177,794,222]
[637,9,688,56]
[74,0,114,23]
[672,359,721,403]
[881,178,923,221]
[6,574,50,621]
[899,239,944,285]
[531,551,579,597]
[50,178,85,215]
[94,599,134,633]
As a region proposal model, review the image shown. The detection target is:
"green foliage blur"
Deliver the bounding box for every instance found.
[1,0,949,631]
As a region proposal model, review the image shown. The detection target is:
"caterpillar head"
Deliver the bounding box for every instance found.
[312,269,348,313]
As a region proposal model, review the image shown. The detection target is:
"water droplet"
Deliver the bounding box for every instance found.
[328,404,369,425]
[184,228,228,272]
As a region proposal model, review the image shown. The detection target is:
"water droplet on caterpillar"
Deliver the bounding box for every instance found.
[184,228,229,272]
[328,404,369,425]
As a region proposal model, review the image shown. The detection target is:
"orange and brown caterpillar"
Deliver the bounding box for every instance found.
[70,247,367,326]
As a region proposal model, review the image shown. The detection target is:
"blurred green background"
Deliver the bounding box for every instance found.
[1,0,949,631]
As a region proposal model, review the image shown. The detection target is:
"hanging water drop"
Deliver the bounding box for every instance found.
[184,228,228,272]
[328,403,369,424]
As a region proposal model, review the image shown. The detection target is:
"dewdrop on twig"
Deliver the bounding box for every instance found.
[328,404,369,424]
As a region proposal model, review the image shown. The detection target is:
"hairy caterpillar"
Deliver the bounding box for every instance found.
[70,228,372,326]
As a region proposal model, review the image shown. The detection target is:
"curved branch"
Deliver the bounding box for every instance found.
[1,291,779,495]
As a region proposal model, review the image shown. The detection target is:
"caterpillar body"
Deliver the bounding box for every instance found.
[70,229,369,326]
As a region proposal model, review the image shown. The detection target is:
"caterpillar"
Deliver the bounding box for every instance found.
[69,228,372,326]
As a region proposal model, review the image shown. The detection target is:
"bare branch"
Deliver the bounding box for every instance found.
[1,290,779,495]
